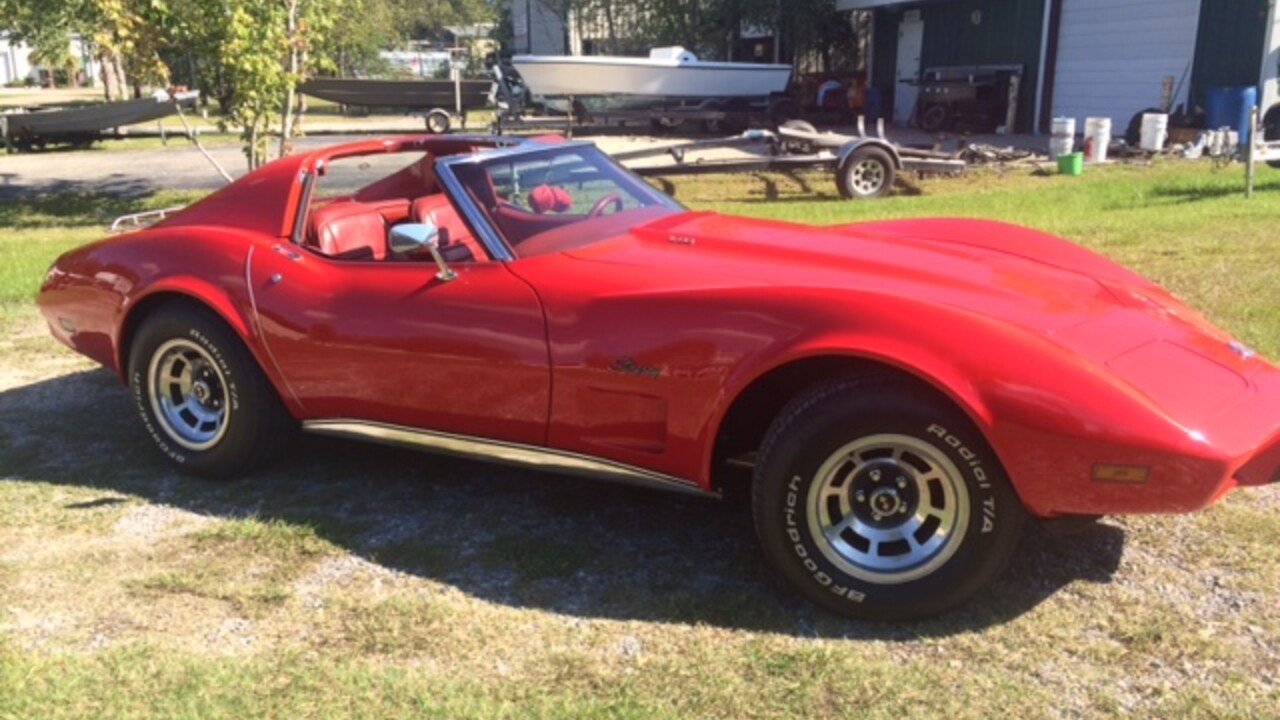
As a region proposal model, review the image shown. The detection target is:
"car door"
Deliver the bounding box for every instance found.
[247,240,550,446]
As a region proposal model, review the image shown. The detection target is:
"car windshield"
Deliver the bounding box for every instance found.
[446,144,682,258]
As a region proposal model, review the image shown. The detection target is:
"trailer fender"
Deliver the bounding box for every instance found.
[836,138,904,170]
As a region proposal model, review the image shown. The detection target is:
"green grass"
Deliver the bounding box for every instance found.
[1,160,1279,718]
[0,190,205,333]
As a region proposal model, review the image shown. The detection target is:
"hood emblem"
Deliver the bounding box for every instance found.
[1228,341,1256,360]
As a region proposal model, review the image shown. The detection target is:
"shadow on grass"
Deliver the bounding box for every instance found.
[0,182,167,221]
[0,368,1125,639]
[1145,173,1280,205]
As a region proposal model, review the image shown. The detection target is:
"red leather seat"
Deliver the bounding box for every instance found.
[410,194,488,263]
[369,198,411,226]
[308,202,389,261]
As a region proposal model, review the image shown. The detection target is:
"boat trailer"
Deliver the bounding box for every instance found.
[612,118,966,200]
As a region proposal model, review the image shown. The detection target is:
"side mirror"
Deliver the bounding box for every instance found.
[389,221,438,254]
[389,222,456,282]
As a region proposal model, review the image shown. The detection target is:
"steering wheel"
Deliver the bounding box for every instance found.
[587,192,624,218]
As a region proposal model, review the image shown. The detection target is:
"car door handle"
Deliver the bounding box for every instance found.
[273,244,303,262]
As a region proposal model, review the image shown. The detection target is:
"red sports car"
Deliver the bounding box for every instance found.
[38,134,1280,619]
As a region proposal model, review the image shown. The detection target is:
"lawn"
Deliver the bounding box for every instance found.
[1,160,1278,718]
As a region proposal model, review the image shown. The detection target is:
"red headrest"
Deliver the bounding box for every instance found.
[528,185,573,214]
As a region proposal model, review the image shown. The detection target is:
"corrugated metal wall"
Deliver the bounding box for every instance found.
[1189,0,1268,112]
[871,0,1045,132]
[919,0,1045,132]
[1051,0,1201,130]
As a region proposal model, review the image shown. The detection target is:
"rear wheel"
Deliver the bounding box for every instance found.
[752,376,1026,620]
[128,303,294,478]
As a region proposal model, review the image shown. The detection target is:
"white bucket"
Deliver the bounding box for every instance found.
[1049,116,1075,160]
[1044,135,1075,160]
[1083,117,1111,163]
[1140,113,1168,152]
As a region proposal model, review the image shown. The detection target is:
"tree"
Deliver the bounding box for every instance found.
[26,28,81,87]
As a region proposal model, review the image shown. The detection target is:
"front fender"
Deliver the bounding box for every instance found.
[701,298,1197,518]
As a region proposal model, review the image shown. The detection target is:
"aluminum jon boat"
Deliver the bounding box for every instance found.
[2,89,199,143]
[512,47,792,99]
[298,78,492,111]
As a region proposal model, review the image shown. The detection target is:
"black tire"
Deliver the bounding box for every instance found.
[1125,107,1163,147]
[752,376,1026,620]
[1264,104,1280,170]
[424,109,451,134]
[918,102,951,132]
[127,302,294,478]
[836,145,896,199]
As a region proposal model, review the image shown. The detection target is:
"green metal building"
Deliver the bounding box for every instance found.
[842,0,1278,134]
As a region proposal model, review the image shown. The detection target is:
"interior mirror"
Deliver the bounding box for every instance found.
[389,221,439,254]
[389,221,456,282]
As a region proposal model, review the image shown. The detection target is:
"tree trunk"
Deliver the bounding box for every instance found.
[247,123,259,171]
[97,50,111,101]
[112,51,126,97]
[279,0,300,158]
[604,1,617,55]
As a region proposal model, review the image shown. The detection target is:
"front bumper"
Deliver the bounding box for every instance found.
[1001,364,1280,518]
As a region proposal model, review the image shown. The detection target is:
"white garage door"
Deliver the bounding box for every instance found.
[1052,0,1201,130]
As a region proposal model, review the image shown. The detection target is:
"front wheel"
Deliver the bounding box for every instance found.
[128,303,294,478]
[752,377,1026,620]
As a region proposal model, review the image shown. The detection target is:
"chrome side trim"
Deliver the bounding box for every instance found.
[302,419,715,498]
[290,170,316,245]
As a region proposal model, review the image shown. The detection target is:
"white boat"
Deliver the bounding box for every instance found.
[512,47,792,99]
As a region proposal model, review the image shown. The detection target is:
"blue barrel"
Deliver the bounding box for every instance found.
[865,86,884,122]
[1206,85,1258,146]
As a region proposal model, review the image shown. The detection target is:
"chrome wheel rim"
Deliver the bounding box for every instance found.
[849,159,886,195]
[147,339,230,451]
[426,113,449,134]
[806,434,969,584]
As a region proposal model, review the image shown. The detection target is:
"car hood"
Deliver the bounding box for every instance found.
[562,212,1263,423]
[567,212,1148,334]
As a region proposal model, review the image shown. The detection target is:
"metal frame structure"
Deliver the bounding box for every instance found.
[611,118,965,200]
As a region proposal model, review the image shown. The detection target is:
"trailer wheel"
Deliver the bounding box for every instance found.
[424,109,452,134]
[1264,104,1280,170]
[837,146,896,199]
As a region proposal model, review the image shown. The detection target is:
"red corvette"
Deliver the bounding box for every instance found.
[38,134,1280,619]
